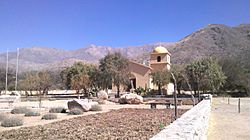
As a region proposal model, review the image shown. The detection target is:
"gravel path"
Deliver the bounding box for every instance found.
[208,98,250,140]
[0,108,187,140]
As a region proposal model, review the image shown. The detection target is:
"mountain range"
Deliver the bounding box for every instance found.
[0,24,249,72]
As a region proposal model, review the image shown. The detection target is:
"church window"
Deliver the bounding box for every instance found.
[157,56,161,62]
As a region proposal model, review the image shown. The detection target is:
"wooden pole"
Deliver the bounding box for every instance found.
[238,98,240,113]
[228,97,230,104]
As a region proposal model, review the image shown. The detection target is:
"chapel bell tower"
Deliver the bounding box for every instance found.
[150,46,171,72]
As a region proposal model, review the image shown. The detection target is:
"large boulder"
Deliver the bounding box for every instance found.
[67,99,91,112]
[118,93,143,104]
[89,101,99,107]
[97,90,108,100]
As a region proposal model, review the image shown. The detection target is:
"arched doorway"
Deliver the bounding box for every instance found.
[127,74,136,91]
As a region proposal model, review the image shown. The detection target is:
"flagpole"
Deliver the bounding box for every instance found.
[15,48,19,91]
[5,49,8,94]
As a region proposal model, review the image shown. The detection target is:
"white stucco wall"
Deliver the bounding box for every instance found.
[150,95,212,140]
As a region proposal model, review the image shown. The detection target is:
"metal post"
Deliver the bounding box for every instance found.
[15,48,19,91]
[170,73,178,120]
[228,97,230,104]
[238,98,240,113]
[5,49,9,94]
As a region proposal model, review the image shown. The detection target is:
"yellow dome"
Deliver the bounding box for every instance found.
[152,46,168,53]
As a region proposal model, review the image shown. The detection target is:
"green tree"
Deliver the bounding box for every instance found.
[99,52,130,97]
[71,72,90,98]
[219,58,250,96]
[60,62,86,89]
[186,57,226,99]
[0,68,15,93]
[48,70,64,90]
[150,70,170,95]
[171,65,186,95]
[202,58,226,93]
[60,62,99,97]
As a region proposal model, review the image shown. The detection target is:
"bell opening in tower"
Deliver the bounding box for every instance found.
[157,56,161,62]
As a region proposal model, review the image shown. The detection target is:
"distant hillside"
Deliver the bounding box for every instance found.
[0,24,249,72]
[0,43,174,72]
[171,24,250,66]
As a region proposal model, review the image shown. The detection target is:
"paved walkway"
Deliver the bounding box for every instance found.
[208,98,250,140]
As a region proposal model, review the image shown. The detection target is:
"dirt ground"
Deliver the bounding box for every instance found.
[0,100,192,132]
[0,108,188,140]
[208,97,250,140]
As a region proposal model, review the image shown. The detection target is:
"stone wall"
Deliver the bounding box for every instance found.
[150,96,212,140]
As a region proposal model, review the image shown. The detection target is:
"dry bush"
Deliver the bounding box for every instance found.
[11,107,31,114]
[97,99,106,105]
[49,107,67,113]
[1,116,23,127]
[0,114,8,122]
[25,111,41,117]
[68,108,83,115]
[90,104,102,111]
[42,113,57,120]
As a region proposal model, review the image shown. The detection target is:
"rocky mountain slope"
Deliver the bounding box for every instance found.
[0,24,249,72]
[171,24,250,65]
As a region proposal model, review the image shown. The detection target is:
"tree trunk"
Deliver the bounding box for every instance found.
[158,85,161,95]
[85,88,89,99]
[177,87,181,95]
[117,85,120,98]
[184,77,196,106]
[38,91,42,108]
[197,82,200,102]
[177,81,182,95]
[76,90,80,99]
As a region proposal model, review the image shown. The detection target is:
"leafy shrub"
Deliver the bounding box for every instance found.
[1,116,23,127]
[41,113,57,120]
[0,114,8,122]
[68,108,83,115]
[49,107,67,113]
[134,87,145,95]
[11,107,30,114]
[90,104,102,111]
[97,99,106,105]
[159,123,165,130]
[25,111,41,117]
[145,89,158,97]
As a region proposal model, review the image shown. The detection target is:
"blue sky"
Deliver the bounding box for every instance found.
[0,0,250,52]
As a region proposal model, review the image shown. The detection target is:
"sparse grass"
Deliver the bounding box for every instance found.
[11,107,31,114]
[42,113,57,120]
[49,107,67,113]
[68,108,83,115]
[159,123,165,130]
[90,104,102,111]
[24,111,41,117]
[1,116,23,127]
